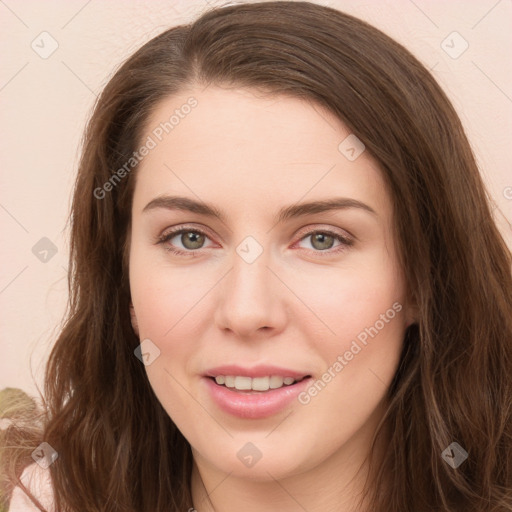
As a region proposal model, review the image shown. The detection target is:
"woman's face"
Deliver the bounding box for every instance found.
[129,85,415,482]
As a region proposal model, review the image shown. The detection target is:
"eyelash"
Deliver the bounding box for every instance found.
[156,225,354,258]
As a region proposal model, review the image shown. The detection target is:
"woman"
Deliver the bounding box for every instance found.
[3,1,511,511]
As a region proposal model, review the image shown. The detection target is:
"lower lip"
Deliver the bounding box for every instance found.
[203,377,311,419]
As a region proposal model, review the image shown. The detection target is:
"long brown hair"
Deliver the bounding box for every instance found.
[2,2,511,511]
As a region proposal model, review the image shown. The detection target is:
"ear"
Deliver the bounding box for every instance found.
[404,290,420,328]
[130,302,140,337]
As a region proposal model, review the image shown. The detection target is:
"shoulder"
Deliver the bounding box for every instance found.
[8,462,55,512]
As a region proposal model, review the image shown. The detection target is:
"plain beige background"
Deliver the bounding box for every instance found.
[1,0,511,399]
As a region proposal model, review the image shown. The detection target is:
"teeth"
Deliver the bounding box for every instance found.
[269,376,285,389]
[234,376,252,390]
[214,375,301,391]
[252,377,270,391]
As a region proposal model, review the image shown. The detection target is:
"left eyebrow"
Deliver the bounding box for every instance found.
[276,197,377,223]
[141,195,377,222]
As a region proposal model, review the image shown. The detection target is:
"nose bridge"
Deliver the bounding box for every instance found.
[214,238,284,335]
[230,248,271,302]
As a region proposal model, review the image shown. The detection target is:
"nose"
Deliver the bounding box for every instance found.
[214,248,287,339]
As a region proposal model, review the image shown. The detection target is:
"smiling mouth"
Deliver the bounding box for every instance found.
[208,375,311,393]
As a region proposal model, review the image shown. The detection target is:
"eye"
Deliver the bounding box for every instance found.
[156,226,214,255]
[294,229,353,255]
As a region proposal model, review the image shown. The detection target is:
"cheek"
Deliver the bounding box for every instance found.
[131,280,206,410]
[129,254,218,393]
[301,313,404,446]
[330,302,405,388]
[129,251,213,340]
[293,250,406,408]
[294,284,405,455]
[291,246,406,346]
[129,264,210,425]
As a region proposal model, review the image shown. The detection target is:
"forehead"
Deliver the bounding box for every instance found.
[133,86,389,216]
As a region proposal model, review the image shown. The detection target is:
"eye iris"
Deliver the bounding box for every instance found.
[311,233,334,250]
[182,231,205,250]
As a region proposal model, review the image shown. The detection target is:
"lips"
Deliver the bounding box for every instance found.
[202,364,312,419]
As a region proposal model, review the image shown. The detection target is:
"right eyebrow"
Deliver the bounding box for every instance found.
[142,195,226,221]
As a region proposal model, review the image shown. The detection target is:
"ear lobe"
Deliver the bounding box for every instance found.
[404,293,420,328]
[130,302,139,337]
[405,308,419,328]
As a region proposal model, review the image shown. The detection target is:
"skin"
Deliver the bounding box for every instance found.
[128,85,417,512]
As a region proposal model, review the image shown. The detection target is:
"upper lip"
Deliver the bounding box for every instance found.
[204,364,311,380]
